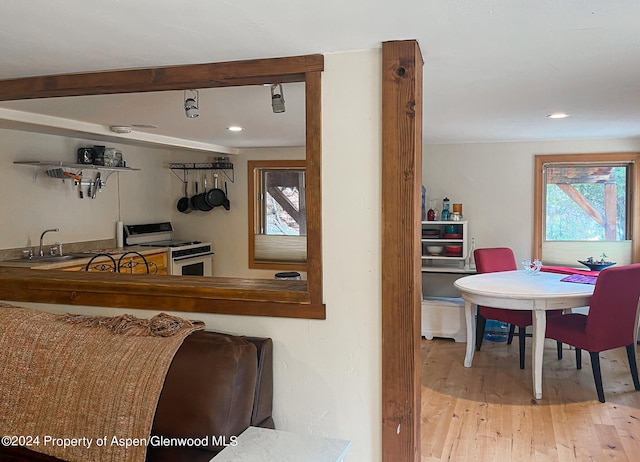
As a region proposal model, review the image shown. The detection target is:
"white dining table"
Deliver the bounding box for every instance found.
[454,270,595,399]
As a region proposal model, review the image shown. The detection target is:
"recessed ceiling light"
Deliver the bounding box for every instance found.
[547,112,570,119]
[227,126,243,132]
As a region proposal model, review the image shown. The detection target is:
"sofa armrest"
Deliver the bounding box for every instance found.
[243,336,274,428]
[151,331,257,450]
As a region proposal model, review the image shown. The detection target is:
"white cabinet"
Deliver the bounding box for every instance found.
[421,297,466,342]
[421,220,470,273]
[420,220,473,341]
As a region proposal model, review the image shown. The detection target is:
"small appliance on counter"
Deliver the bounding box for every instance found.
[123,222,213,276]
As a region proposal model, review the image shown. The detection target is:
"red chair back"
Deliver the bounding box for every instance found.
[585,263,640,352]
[473,247,531,328]
[474,247,517,274]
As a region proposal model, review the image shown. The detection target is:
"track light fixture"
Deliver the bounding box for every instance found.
[270,84,285,113]
[184,89,199,118]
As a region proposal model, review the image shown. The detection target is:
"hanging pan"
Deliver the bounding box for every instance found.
[205,173,226,208]
[190,180,200,211]
[194,172,213,211]
[177,174,191,214]
[222,181,230,210]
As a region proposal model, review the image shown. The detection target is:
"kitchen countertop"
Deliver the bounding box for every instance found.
[0,246,167,270]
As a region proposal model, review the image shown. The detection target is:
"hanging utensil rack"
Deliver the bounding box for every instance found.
[168,161,234,184]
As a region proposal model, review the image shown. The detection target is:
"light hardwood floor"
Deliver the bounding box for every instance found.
[421,337,640,461]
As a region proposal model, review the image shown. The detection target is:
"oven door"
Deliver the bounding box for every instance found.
[170,252,214,276]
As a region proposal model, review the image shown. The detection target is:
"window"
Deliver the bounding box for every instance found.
[534,153,640,266]
[248,160,307,270]
[545,165,628,241]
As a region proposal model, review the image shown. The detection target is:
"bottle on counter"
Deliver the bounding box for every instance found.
[427,199,436,221]
[441,197,450,221]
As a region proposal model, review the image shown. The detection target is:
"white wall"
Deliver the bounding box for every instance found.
[423,138,640,263]
[7,49,383,461]
[0,128,171,250]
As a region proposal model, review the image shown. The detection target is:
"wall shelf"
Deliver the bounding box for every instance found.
[14,161,140,188]
[15,161,139,172]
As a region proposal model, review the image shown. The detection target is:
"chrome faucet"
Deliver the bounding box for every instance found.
[39,228,59,256]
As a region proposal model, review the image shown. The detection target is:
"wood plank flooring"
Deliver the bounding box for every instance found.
[421,337,640,461]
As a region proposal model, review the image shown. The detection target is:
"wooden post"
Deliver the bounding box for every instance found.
[381,40,423,462]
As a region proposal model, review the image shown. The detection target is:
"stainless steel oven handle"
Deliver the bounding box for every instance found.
[172,252,215,262]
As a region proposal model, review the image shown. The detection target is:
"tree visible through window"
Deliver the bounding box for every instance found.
[264,169,306,236]
[545,165,628,241]
[248,160,307,270]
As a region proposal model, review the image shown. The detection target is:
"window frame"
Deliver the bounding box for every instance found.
[533,152,640,264]
[248,159,307,271]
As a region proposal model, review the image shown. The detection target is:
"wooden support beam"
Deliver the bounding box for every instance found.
[381,40,423,462]
[556,184,605,227]
[547,166,614,184]
[555,183,618,240]
[0,55,324,100]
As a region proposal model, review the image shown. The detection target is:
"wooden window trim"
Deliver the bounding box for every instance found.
[533,152,640,263]
[248,159,307,271]
[0,55,325,319]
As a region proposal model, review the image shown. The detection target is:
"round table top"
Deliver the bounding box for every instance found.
[454,270,595,300]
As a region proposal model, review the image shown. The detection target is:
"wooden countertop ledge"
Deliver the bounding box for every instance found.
[0,267,324,319]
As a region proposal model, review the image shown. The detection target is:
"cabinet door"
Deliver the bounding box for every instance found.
[60,258,116,272]
[144,252,168,275]
[57,252,167,274]
[119,252,165,274]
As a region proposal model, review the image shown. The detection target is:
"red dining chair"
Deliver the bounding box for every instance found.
[474,248,530,369]
[545,263,640,403]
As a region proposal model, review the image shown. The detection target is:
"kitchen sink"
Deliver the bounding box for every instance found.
[35,255,87,262]
[3,255,87,264]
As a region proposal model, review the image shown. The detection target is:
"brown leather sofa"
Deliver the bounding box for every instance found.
[1,331,274,462]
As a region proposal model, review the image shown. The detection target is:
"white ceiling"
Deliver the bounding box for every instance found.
[1,0,640,148]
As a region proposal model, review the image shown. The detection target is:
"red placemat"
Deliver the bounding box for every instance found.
[542,265,600,277]
[560,274,597,285]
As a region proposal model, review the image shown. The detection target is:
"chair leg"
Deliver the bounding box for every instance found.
[507,324,516,345]
[626,344,640,391]
[518,326,526,370]
[576,348,582,369]
[475,313,486,351]
[589,351,605,403]
[557,341,563,360]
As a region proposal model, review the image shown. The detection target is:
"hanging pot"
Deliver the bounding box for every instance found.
[177,175,191,213]
[205,173,226,208]
[194,173,213,211]
[190,180,200,211]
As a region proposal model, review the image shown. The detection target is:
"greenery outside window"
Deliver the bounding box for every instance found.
[534,153,640,266]
[545,164,629,241]
[248,160,307,271]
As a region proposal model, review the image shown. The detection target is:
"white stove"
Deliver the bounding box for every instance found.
[124,222,213,276]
